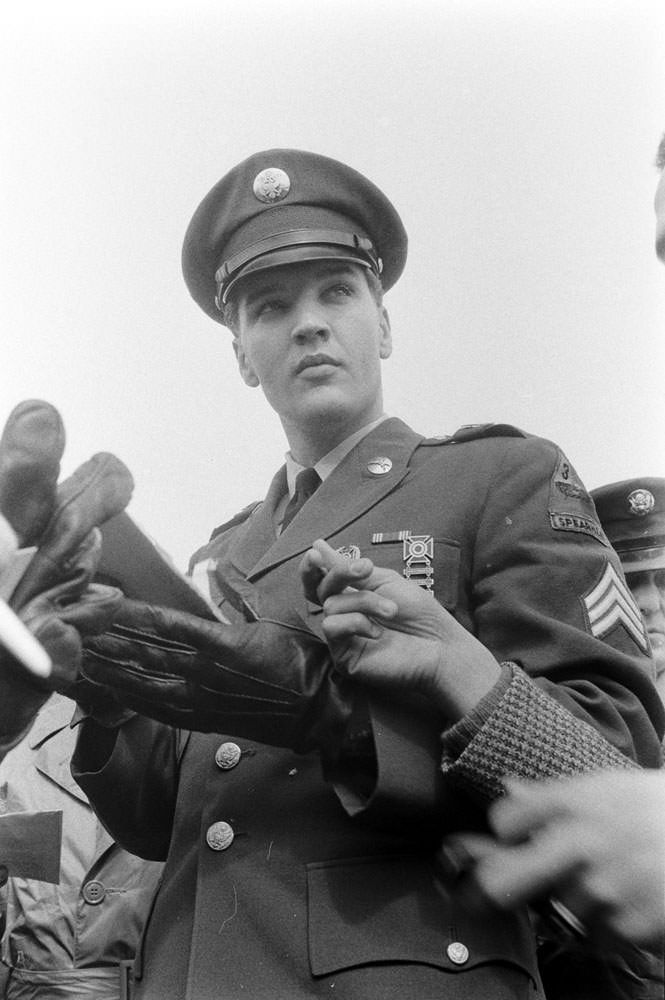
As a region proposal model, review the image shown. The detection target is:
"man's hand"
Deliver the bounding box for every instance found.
[0,530,123,754]
[0,412,134,752]
[300,539,501,719]
[440,770,665,947]
[80,599,350,751]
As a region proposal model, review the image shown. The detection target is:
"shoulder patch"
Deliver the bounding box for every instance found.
[422,423,528,446]
[209,501,261,541]
[548,451,609,547]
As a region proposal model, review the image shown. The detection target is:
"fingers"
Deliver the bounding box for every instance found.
[301,540,375,605]
[489,777,571,843]
[323,610,383,642]
[299,547,328,604]
[0,400,65,546]
[471,828,584,910]
[322,589,397,620]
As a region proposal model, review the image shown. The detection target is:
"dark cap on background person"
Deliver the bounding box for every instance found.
[591,478,665,572]
[181,149,408,325]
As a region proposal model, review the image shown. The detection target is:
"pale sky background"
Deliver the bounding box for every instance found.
[1,0,664,571]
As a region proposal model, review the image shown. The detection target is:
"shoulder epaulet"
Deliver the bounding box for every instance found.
[422,423,529,446]
[209,501,261,541]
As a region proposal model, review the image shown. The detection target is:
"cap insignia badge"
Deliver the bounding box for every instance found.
[253,168,291,204]
[627,489,655,517]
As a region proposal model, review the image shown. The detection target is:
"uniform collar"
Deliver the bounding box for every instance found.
[284,415,390,498]
[226,416,423,582]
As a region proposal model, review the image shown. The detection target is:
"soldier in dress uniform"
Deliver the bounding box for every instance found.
[68,149,663,1000]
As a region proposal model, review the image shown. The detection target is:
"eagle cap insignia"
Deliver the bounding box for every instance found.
[252,167,291,203]
[627,488,655,517]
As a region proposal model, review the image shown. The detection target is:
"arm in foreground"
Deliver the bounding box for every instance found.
[440,770,665,948]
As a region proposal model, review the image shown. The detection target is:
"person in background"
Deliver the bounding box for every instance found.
[0,693,163,1000]
[592,478,665,705]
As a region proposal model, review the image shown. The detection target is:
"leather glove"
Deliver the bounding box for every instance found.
[81,600,353,753]
[0,399,65,547]
[0,451,134,752]
[0,531,123,755]
[10,451,134,609]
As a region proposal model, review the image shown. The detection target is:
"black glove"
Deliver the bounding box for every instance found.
[81,600,353,753]
[0,399,65,546]
[10,451,133,609]
[0,450,134,752]
[0,531,123,752]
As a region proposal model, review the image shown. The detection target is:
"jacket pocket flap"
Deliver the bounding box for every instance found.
[307,854,539,984]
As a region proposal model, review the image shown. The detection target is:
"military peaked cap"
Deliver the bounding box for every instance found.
[591,477,665,572]
[181,149,407,324]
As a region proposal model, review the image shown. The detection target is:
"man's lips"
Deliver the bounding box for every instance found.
[295,354,340,375]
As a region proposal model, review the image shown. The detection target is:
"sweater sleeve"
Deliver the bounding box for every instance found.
[440,662,637,802]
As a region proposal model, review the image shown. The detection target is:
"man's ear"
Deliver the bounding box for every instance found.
[233,338,260,387]
[378,306,392,360]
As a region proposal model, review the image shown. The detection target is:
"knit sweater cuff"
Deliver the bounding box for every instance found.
[440,661,635,802]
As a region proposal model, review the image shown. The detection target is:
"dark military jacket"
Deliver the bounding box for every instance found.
[73,418,664,1000]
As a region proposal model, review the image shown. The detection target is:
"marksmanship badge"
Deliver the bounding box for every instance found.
[403,534,435,592]
[253,168,291,203]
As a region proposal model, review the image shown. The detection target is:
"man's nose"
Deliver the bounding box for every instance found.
[633,580,662,617]
[290,301,331,344]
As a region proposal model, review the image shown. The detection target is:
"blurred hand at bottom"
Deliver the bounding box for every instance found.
[439,769,665,947]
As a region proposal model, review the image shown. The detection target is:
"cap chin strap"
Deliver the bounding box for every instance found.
[214,228,382,308]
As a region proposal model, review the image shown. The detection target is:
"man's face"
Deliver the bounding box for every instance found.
[626,568,665,680]
[232,260,391,436]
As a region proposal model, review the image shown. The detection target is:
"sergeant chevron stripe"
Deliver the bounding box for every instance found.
[583,562,648,652]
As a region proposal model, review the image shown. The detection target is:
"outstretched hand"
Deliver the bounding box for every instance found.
[439,770,665,947]
[300,539,500,719]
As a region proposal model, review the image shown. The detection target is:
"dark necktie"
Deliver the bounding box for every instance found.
[281,467,321,531]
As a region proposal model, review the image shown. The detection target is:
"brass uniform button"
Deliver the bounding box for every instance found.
[215,742,242,770]
[206,821,235,852]
[82,880,106,905]
[446,941,469,965]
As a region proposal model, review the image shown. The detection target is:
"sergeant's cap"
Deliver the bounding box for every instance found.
[591,478,665,572]
[181,149,408,325]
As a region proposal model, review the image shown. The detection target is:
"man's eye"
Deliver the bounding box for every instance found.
[256,299,285,316]
[327,283,352,297]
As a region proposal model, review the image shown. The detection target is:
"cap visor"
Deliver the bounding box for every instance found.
[223,245,371,302]
[619,546,665,573]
